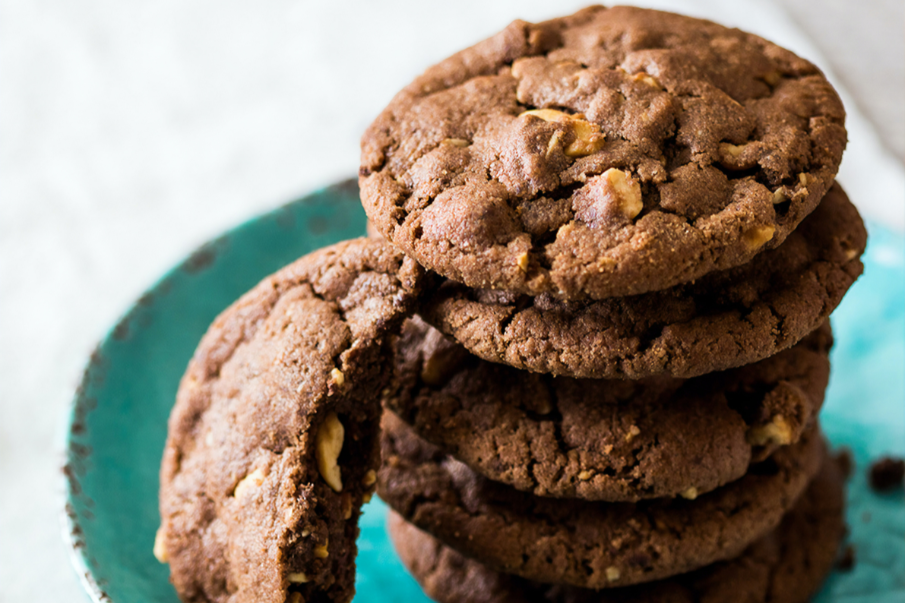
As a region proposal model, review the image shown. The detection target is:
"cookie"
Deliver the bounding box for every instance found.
[386,316,831,501]
[423,182,864,379]
[156,239,425,603]
[360,5,846,300]
[378,412,825,589]
[387,454,845,603]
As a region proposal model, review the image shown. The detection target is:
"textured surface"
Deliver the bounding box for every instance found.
[378,412,824,589]
[387,316,831,501]
[158,239,424,603]
[424,182,864,379]
[361,5,846,299]
[388,455,845,603]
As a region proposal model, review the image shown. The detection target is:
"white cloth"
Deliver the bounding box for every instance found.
[1,1,902,600]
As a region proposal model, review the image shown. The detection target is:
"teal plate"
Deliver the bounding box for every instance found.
[64,181,905,602]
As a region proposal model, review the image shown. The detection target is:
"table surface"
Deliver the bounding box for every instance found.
[1,1,903,600]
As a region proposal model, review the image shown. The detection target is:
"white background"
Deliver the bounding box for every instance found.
[1,0,902,600]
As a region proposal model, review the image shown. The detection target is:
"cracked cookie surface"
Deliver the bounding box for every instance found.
[423,182,864,379]
[386,317,831,501]
[157,239,425,603]
[360,5,846,300]
[387,454,844,603]
[378,413,825,590]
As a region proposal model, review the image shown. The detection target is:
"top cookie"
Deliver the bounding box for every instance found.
[360,5,846,300]
[157,239,425,603]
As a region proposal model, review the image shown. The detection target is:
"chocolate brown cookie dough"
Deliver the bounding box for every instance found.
[387,455,845,603]
[386,317,831,501]
[423,182,864,379]
[360,5,846,300]
[378,413,825,590]
[156,239,426,603]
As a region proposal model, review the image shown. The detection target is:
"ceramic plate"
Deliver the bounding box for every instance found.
[64,181,905,602]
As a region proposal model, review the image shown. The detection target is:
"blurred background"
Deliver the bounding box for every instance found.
[1,0,902,600]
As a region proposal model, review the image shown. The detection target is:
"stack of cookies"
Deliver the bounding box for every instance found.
[155,6,868,603]
[361,6,867,602]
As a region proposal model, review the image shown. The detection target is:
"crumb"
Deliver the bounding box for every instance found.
[834,447,854,479]
[869,457,905,492]
[835,544,855,571]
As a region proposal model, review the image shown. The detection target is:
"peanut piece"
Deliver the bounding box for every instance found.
[742,225,775,250]
[680,487,699,500]
[234,468,266,500]
[519,109,605,157]
[314,538,329,559]
[763,71,782,86]
[342,492,353,520]
[718,142,759,170]
[748,415,793,447]
[521,108,570,122]
[632,72,661,88]
[721,142,746,158]
[330,368,345,387]
[361,470,377,487]
[546,131,563,156]
[316,412,344,492]
[153,527,168,563]
[624,424,641,442]
[600,168,642,220]
[566,119,605,156]
[605,566,621,582]
[288,572,309,583]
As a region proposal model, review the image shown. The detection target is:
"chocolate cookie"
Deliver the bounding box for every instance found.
[387,454,845,603]
[423,182,864,379]
[378,412,825,589]
[156,239,425,603]
[360,5,846,300]
[386,316,831,501]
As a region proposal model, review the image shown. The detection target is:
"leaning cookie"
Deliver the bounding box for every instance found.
[378,412,825,590]
[360,5,846,300]
[386,316,831,501]
[156,239,425,603]
[423,182,864,379]
[387,454,845,603]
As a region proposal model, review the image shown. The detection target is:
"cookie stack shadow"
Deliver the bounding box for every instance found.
[360,7,868,602]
